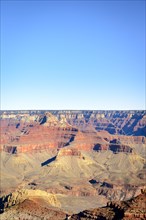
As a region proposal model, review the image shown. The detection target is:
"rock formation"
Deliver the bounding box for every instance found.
[1,110,146,136]
[70,189,146,219]
[0,110,146,219]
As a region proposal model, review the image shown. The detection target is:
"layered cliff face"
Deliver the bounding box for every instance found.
[0,110,146,218]
[1,110,146,136]
[0,112,77,153]
[55,110,146,136]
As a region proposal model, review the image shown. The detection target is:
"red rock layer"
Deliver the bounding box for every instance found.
[1,112,145,154]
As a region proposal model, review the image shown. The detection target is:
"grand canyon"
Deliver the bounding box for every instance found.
[0,110,146,219]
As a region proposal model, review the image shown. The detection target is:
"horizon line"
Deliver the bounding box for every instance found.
[1,109,145,111]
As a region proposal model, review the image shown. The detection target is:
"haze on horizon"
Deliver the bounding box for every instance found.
[1,0,145,110]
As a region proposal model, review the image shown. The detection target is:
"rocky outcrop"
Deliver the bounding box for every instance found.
[0,192,66,219]
[3,145,17,154]
[70,190,146,219]
[109,139,133,153]
[110,189,146,219]
[58,148,82,157]
[7,199,67,220]
[0,189,61,214]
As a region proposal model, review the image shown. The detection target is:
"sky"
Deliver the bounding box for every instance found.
[1,0,145,110]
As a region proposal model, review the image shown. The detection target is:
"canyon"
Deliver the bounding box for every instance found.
[0,110,146,219]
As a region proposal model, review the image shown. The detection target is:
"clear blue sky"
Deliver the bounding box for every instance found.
[1,0,145,110]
